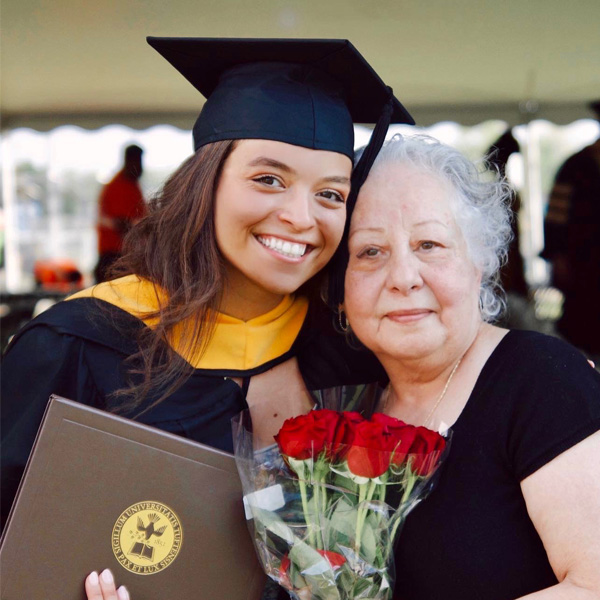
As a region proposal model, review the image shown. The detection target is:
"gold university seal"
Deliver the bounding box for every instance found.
[112,501,183,574]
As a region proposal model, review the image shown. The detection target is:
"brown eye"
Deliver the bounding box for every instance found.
[358,247,380,258]
[253,175,283,188]
[420,241,438,250]
[318,189,345,203]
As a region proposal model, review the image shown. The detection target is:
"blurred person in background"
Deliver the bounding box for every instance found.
[485,129,533,331]
[94,144,146,283]
[542,100,600,364]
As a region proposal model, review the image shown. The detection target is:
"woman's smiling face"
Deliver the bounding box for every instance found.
[344,162,482,364]
[214,139,351,315]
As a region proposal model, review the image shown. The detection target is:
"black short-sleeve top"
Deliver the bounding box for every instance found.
[393,330,600,600]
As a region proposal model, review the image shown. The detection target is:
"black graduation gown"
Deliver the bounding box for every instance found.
[1,295,385,529]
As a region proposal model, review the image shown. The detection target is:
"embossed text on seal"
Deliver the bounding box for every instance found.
[112,501,183,574]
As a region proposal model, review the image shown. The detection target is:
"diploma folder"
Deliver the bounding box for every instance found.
[0,396,266,600]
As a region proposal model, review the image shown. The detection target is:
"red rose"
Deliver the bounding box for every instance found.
[346,421,395,478]
[275,413,328,460]
[312,409,343,457]
[389,424,419,468]
[341,412,365,429]
[371,413,408,433]
[408,427,447,476]
[331,411,364,461]
[279,554,292,588]
[279,549,345,587]
[316,549,346,570]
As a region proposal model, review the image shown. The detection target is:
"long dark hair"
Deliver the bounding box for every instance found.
[108,140,237,412]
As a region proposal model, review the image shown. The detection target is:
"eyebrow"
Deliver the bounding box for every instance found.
[414,219,449,227]
[323,175,351,185]
[247,157,294,173]
[349,226,385,239]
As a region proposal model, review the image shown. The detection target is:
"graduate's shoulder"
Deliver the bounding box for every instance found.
[66,273,163,319]
[7,275,157,355]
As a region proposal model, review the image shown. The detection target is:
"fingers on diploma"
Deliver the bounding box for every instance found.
[85,570,130,600]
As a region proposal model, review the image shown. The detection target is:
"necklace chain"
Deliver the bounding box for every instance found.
[381,355,464,428]
[422,356,463,427]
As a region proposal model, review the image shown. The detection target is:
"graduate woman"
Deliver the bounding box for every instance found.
[0,38,413,598]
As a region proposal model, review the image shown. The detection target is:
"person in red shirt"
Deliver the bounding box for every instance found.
[94,144,146,282]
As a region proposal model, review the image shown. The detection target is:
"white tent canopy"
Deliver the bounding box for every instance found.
[2,0,599,131]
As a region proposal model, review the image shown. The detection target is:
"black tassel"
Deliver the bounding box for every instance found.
[348,86,394,212]
[326,87,395,309]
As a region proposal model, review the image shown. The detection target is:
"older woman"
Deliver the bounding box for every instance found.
[342,135,600,600]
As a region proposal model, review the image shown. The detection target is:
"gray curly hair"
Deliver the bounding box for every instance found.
[356,134,514,322]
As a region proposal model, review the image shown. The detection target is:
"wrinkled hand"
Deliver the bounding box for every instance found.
[85,570,129,600]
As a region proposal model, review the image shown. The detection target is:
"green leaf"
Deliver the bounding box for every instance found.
[289,539,324,568]
[362,512,393,567]
[360,518,378,564]
[332,472,359,496]
[337,567,359,596]
[328,497,359,541]
[251,507,295,545]
[352,575,377,597]
[288,541,341,600]
[289,562,307,590]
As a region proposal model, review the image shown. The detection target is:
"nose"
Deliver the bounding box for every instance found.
[386,248,423,294]
[277,189,316,231]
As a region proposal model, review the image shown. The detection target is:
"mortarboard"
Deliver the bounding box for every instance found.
[147,37,413,158]
[147,37,415,306]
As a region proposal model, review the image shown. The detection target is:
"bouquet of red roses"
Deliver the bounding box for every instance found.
[233,407,450,600]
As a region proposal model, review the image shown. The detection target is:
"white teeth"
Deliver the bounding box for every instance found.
[257,236,307,258]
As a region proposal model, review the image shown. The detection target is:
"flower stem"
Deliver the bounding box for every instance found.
[354,479,378,556]
[312,477,323,550]
[389,471,419,544]
[298,476,317,548]
[378,481,387,504]
[389,512,404,548]
[354,483,367,555]
[401,470,417,505]
[320,479,328,550]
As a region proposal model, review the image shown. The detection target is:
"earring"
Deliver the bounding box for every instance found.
[338,309,350,333]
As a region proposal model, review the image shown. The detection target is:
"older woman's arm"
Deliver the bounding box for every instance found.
[518,430,600,599]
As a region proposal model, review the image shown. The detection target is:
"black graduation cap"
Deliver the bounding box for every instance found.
[147,37,415,306]
[147,37,413,156]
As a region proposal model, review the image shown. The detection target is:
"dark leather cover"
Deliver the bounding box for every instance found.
[0,396,265,600]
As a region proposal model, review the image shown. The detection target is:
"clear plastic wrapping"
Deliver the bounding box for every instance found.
[233,388,451,600]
